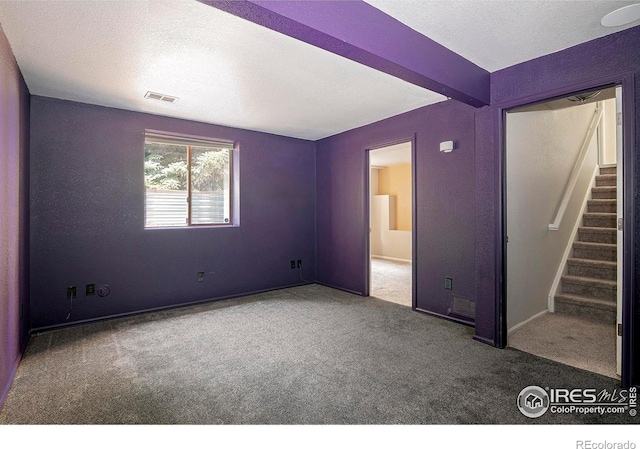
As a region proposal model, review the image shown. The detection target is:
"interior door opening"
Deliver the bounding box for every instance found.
[504,85,623,380]
[368,142,413,307]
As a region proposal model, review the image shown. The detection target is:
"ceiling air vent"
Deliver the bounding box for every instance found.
[144,91,179,104]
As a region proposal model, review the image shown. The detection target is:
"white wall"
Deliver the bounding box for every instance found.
[371,195,411,261]
[600,98,617,165]
[370,167,379,196]
[506,102,598,330]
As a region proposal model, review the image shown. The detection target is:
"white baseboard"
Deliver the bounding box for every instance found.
[372,255,412,263]
[508,309,549,335]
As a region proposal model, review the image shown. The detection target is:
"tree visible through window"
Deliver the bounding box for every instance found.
[144,133,233,227]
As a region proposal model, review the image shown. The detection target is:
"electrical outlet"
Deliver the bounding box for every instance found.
[67,286,77,299]
[290,260,296,269]
[297,259,302,268]
[86,284,95,296]
[444,277,453,290]
[197,272,205,282]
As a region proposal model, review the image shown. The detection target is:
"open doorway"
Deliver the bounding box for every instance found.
[368,142,413,307]
[505,86,623,379]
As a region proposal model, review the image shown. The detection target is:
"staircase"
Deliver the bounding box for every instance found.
[555,166,617,323]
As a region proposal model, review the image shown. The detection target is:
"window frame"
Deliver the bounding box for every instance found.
[144,132,236,229]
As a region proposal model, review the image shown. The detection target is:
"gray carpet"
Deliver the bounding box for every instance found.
[508,312,617,379]
[0,285,636,424]
[370,257,412,307]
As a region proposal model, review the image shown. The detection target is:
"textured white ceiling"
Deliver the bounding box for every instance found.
[0,0,445,140]
[365,0,639,72]
[0,1,637,140]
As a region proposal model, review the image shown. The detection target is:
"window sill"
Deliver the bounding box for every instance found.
[144,224,239,230]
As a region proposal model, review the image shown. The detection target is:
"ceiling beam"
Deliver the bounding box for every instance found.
[200,0,490,107]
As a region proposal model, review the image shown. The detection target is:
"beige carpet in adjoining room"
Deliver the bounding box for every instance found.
[508,312,618,379]
[370,257,411,307]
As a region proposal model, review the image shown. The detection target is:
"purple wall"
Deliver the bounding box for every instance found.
[29,97,316,329]
[316,100,476,320]
[4,15,639,401]
[315,25,640,385]
[474,26,640,383]
[0,25,30,408]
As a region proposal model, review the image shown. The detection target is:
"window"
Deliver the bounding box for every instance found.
[144,133,234,228]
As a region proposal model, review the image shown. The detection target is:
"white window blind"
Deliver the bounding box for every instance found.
[144,132,234,150]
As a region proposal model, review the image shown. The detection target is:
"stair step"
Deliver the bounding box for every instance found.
[561,275,616,301]
[555,293,616,323]
[591,186,616,199]
[577,227,616,244]
[567,258,617,280]
[555,168,618,326]
[583,213,616,228]
[599,166,617,175]
[573,241,616,261]
[587,199,616,213]
[595,174,616,187]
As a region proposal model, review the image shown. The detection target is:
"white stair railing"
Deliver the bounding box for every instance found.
[547,166,598,312]
[548,104,603,231]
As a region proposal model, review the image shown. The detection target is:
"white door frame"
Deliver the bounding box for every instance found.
[615,85,623,376]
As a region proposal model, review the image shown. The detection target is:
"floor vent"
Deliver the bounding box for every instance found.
[450,295,476,319]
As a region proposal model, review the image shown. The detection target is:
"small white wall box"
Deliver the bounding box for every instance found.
[440,141,454,153]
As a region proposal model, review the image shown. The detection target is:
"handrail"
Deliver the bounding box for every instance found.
[548,104,603,231]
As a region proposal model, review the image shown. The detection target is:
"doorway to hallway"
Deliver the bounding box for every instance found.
[368,142,413,307]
